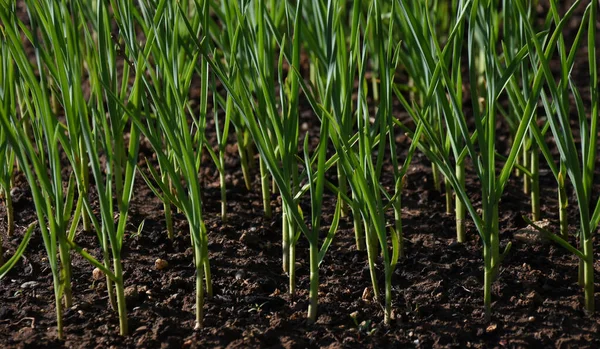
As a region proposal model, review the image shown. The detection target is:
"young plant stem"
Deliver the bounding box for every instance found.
[52,274,64,339]
[364,223,381,301]
[522,146,530,194]
[445,178,453,215]
[245,135,256,170]
[515,150,522,177]
[211,77,230,223]
[5,189,13,237]
[202,224,213,298]
[307,240,319,322]
[483,247,493,321]
[163,174,174,240]
[432,162,442,192]
[103,228,117,309]
[236,129,252,190]
[456,162,466,243]
[79,142,91,233]
[193,236,205,329]
[393,198,404,258]
[352,195,365,251]
[282,206,289,272]
[113,256,128,335]
[338,166,348,217]
[260,157,272,218]
[164,198,174,240]
[558,167,568,239]
[579,245,585,287]
[483,204,500,320]
[581,232,594,312]
[530,143,540,221]
[288,219,296,296]
[383,263,393,324]
[371,75,379,102]
[219,166,227,221]
[58,238,73,307]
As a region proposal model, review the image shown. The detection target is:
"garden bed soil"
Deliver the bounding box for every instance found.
[1,119,600,348]
[2,1,600,348]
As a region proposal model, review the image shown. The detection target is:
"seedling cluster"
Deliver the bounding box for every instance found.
[0,0,598,341]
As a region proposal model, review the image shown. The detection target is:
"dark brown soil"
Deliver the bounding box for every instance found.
[2,1,600,348]
[2,125,600,349]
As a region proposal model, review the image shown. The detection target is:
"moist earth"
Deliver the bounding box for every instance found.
[1,129,600,348]
[1,1,600,348]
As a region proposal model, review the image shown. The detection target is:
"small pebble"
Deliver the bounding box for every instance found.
[362,287,372,301]
[92,268,104,280]
[20,281,39,289]
[124,285,139,305]
[155,258,169,270]
[528,316,535,322]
